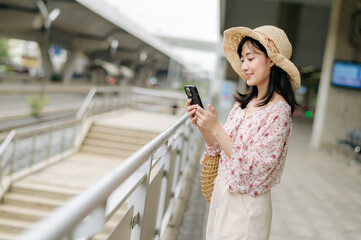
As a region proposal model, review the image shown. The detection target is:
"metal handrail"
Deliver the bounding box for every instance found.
[20,113,200,240]
[130,86,185,99]
[12,118,79,137]
[0,129,15,157]
[76,87,97,119]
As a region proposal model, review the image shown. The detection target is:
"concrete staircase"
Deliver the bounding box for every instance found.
[80,124,157,158]
[0,118,162,239]
[0,181,81,239]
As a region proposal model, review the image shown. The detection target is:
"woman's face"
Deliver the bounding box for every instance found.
[240,40,274,89]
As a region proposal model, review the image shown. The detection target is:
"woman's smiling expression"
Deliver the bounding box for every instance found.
[240,40,274,89]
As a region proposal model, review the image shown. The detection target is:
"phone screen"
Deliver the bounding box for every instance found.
[184,85,204,108]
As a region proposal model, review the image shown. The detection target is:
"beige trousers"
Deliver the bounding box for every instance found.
[206,173,272,240]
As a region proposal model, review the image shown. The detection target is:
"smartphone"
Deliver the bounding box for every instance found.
[184,85,204,108]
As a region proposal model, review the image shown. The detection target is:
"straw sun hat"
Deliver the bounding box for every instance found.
[223,25,301,91]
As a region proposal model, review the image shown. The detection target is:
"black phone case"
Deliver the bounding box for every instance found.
[184,85,204,108]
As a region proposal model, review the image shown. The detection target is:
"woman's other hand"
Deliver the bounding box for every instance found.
[187,100,219,147]
[195,104,221,135]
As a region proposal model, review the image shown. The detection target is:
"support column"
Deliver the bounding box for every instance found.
[125,57,139,86]
[277,2,301,51]
[61,50,81,84]
[172,62,182,88]
[310,0,342,149]
[166,58,182,88]
[166,58,176,88]
[39,42,53,81]
[135,65,152,87]
[212,36,225,103]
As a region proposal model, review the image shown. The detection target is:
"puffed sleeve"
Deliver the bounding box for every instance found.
[224,104,292,196]
[200,141,222,164]
[200,102,239,164]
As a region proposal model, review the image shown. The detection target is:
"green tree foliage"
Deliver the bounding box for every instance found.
[0,38,9,58]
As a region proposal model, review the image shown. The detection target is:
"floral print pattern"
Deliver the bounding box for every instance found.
[201,101,292,197]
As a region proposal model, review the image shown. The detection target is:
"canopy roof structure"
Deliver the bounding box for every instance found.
[0,0,198,82]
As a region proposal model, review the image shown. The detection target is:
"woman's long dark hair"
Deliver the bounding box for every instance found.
[234,36,297,114]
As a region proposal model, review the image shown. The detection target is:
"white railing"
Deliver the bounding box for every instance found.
[20,112,202,240]
[0,86,186,199]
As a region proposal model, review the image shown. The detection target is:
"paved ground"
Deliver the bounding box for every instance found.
[271,119,361,240]
[96,109,181,133]
[176,118,361,240]
[176,163,207,240]
[0,83,88,120]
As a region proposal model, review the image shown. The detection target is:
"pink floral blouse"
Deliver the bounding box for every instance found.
[201,101,292,197]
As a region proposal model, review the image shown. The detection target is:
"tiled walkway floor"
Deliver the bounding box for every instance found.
[271,119,361,240]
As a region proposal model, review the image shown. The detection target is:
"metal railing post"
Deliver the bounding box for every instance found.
[157,147,172,238]
[0,154,3,187]
[46,127,53,162]
[61,126,66,153]
[10,138,16,178]
[76,87,97,119]
[30,133,38,168]
[128,157,152,240]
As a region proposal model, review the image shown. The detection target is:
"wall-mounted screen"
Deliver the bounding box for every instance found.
[331,60,361,90]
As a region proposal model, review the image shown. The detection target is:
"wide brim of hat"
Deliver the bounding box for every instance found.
[223,27,301,91]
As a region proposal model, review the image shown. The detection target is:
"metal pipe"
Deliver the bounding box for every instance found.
[46,127,53,161]
[10,139,16,177]
[0,130,16,156]
[30,133,37,167]
[76,87,97,119]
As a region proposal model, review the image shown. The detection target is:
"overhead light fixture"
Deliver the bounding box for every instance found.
[44,8,61,29]
[139,52,148,62]
[37,1,61,29]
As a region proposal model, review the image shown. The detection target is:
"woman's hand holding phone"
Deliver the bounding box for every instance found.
[186,99,220,135]
[195,104,221,136]
[187,99,222,148]
[185,89,233,156]
[186,99,199,126]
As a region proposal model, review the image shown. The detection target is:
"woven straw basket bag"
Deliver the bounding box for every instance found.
[200,155,220,203]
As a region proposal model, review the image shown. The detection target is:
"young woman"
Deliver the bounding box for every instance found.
[186,25,300,240]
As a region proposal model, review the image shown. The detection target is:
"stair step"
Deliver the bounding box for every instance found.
[0,217,33,234]
[83,139,142,152]
[91,220,123,239]
[91,233,108,240]
[86,132,151,145]
[24,179,85,191]
[10,181,80,200]
[93,207,128,238]
[3,193,64,211]
[80,145,134,158]
[90,125,157,139]
[0,231,17,240]
[0,205,49,222]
